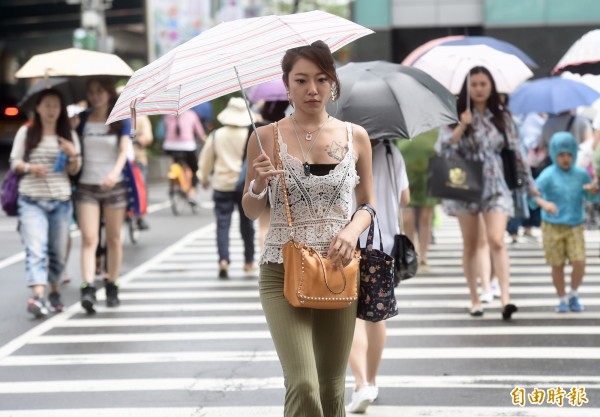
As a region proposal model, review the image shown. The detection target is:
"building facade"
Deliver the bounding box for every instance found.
[352,0,600,76]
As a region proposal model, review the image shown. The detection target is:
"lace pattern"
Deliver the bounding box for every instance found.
[261,122,360,264]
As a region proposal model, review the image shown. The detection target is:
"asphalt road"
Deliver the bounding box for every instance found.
[0,187,599,416]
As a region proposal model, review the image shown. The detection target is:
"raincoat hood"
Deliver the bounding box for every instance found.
[549,131,578,166]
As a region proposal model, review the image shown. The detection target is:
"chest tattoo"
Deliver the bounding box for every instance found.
[327,141,347,162]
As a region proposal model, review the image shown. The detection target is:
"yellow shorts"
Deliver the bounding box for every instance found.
[541,222,585,266]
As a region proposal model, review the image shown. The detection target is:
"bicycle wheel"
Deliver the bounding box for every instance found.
[126,215,140,244]
[169,181,188,215]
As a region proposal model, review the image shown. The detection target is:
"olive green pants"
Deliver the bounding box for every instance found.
[260,263,357,417]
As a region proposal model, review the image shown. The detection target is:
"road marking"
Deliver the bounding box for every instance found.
[0,223,214,360]
[3,347,600,366]
[29,326,600,344]
[1,375,600,394]
[0,199,172,271]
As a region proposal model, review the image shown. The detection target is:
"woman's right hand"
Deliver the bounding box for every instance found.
[29,164,48,178]
[251,152,283,192]
[460,109,472,126]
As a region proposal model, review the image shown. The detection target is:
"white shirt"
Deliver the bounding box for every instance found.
[358,141,409,255]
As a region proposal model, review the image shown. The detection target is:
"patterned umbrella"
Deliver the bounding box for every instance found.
[107,11,373,125]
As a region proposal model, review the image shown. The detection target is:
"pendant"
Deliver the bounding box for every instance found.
[303,161,311,177]
[305,132,312,141]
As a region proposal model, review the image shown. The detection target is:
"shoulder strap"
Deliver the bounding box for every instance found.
[566,115,575,133]
[384,140,404,234]
[273,123,294,238]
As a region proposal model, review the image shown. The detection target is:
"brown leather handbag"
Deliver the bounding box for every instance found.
[273,123,359,309]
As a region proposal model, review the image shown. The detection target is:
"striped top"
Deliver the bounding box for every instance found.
[10,125,80,201]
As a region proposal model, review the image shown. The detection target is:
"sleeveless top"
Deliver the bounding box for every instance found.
[261,122,360,264]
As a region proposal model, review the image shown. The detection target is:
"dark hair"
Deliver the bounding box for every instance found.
[260,100,289,123]
[25,88,73,156]
[86,76,123,135]
[456,66,506,136]
[281,40,340,101]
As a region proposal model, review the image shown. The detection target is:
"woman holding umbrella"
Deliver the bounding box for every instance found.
[10,88,81,317]
[437,66,536,320]
[242,40,375,416]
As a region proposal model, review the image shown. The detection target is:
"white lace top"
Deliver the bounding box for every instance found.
[260,122,360,264]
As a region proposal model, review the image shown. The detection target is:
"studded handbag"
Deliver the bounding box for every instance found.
[273,123,360,309]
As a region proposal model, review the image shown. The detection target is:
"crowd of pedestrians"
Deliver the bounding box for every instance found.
[7,33,600,417]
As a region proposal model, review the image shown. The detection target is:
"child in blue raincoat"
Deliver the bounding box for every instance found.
[530,132,600,313]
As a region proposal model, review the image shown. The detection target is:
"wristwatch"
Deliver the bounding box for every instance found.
[248,179,268,200]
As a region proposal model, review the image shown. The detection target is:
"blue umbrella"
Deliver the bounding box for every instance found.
[443,36,538,69]
[508,77,600,115]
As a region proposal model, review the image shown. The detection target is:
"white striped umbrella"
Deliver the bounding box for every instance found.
[107,11,373,128]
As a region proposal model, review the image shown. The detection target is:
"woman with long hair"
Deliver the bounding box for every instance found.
[242,40,375,416]
[10,88,81,317]
[437,66,535,320]
[74,76,130,314]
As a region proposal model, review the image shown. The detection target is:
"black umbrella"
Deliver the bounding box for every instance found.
[328,61,458,139]
[17,77,87,111]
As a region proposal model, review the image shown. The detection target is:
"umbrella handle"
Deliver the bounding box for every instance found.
[234,66,264,154]
[129,98,140,140]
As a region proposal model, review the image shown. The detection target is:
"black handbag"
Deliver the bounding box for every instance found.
[427,155,483,203]
[356,209,398,322]
[500,132,521,190]
[391,233,418,286]
[383,141,419,287]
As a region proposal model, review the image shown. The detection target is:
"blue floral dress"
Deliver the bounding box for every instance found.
[437,109,534,217]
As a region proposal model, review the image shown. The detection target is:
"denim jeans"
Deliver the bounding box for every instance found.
[213,190,255,264]
[18,196,72,287]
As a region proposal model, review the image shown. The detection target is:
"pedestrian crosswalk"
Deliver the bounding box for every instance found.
[0,216,599,416]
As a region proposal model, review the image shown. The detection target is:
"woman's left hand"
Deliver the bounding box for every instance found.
[327,228,358,268]
[58,137,77,157]
[101,172,118,190]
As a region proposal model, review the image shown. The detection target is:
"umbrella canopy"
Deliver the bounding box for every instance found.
[401,35,464,66]
[15,48,134,78]
[18,77,94,112]
[404,36,537,69]
[107,11,373,124]
[553,29,600,75]
[412,44,534,94]
[328,61,458,139]
[508,77,600,115]
[245,79,287,103]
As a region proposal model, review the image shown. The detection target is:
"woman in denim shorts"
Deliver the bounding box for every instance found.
[9,88,81,318]
[75,77,130,314]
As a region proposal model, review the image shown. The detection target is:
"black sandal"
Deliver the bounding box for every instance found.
[502,303,518,320]
[470,308,484,317]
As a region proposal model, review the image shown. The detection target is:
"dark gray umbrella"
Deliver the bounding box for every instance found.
[17,77,86,111]
[328,61,458,139]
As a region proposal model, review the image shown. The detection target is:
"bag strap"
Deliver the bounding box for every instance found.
[566,115,575,133]
[273,122,294,238]
[384,140,405,235]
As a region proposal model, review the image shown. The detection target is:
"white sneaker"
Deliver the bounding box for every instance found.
[365,384,378,401]
[490,279,501,298]
[480,289,494,304]
[346,385,374,414]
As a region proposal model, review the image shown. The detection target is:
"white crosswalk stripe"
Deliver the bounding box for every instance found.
[0,216,598,416]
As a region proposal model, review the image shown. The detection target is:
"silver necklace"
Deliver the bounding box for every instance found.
[291,113,330,141]
[290,115,331,176]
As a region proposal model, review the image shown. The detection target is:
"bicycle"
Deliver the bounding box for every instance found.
[167,151,199,215]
